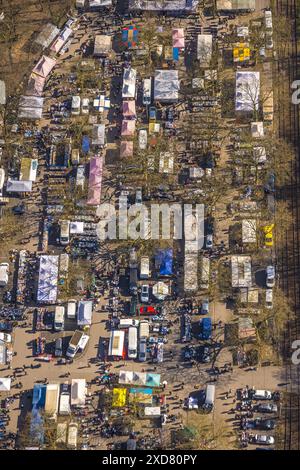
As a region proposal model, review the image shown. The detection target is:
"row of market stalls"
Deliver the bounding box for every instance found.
[30,380,87,446]
[120,68,137,159]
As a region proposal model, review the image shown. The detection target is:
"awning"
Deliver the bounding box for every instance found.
[27,74,46,97]
[121,119,136,136]
[87,156,103,205]
[32,55,56,78]
[172,28,185,49]
[6,179,32,192]
[71,379,86,406]
[77,300,93,326]
[120,141,133,158]
[112,388,127,407]
[0,377,11,391]
[122,100,136,118]
[51,27,73,53]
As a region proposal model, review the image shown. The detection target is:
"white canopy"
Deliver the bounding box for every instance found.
[77,301,93,326]
[37,255,59,303]
[154,70,179,102]
[0,377,11,392]
[71,379,86,406]
[122,68,137,99]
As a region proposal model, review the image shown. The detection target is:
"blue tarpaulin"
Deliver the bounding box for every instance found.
[122,26,138,48]
[82,135,90,153]
[31,384,47,445]
[156,249,173,276]
[173,47,179,61]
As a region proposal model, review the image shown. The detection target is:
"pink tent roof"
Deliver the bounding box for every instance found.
[27,74,46,96]
[87,156,103,205]
[32,55,56,78]
[122,100,136,118]
[121,120,136,137]
[172,28,185,49]
[51,27,72,53]
[120,141,133,158]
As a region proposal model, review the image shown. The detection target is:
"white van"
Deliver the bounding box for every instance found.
[252,389,272,400]
[119,318,139,329]
[128,326,138,359]
[264,10,273,30]
[143,78,152,106]
[203,384,215,412]
[54,306,65,331]
[139,338,147,362]
[81,98,89,115]
[71,95,81,116]
[266,265,275,288]
[60,220,70,245]
[67,299,77,319]
[266,289,273,309]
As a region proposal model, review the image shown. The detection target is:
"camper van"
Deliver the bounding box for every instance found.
[71,95,81,116]
[140,256,150,279]
[67,299,77,319]
[108,330,125,359]
[54,306,65,331]
[60,220,70,245]
[143,78,152,106]
[128,326,138,359]
[203,384,215,412]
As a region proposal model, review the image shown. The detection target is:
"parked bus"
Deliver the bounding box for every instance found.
[108,330,125,359]
[128,326,138,359]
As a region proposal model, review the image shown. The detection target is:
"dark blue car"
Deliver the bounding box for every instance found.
[199,317,212,340]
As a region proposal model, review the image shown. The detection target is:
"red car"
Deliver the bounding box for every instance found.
[139,306,157,315]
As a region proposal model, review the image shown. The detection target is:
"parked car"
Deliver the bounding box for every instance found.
[135,188,142,205]
[0,332,12,343]
[206,234,213,249]
[251,434,275,446]
[140,284,149,303]
[253,418,276,430]
[149,106,156,122]
[266,265,275,288]
[139,306,157,315]
[251,389,273,400]
[255,403,278,414]
[200,299,209,315]
[55,337,63,357]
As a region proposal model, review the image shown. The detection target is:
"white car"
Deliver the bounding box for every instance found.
[266,265,275,288]
[252,389,273,400]
[141,284,149,303]
[266,289,273,309]
[206,234,213,249]
[81,98,90,115]
[135,188,142,205]
[0,332,12,343]
[138,129,147,150]
[253,434,275,445]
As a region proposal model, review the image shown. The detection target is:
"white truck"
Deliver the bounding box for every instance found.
[140,256,150,279]
[67,422,78,449]
[139,320,149,339]
[66,330,88,358]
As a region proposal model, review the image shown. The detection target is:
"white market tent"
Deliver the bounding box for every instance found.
[197,34,213,67]
[37,255,59,303]
[184,251,198,292]
[89,0,113,6]
[18,95,44,120]
[251,121,264,138]
[0,80,6,105]
[35,23,60,49]
[129,0,199,10]
[159,152,174,174]
[217,0,255,10]
[242,219,257,244]
[77,301,93,326]
[231,255,252,288]
[152,281,169,300]
[94,35,112,56]
[51,27,73,54]
[235,71,260,113]
[0,377,11,392]
[70,221,84,234]
[154,70,179,103]
[71,379,86,407]
[122,68,137,99]
[6,179,32,192]
[92,124,105,146]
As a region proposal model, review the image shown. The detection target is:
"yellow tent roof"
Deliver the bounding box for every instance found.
[112,388,127,407]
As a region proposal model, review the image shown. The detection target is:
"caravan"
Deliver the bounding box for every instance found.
[128,326,138,359]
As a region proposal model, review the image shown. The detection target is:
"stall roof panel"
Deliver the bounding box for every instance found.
[94,35,112,55]
[35,23,60,49]
[154,69,179,102]
[129,0,199,10]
